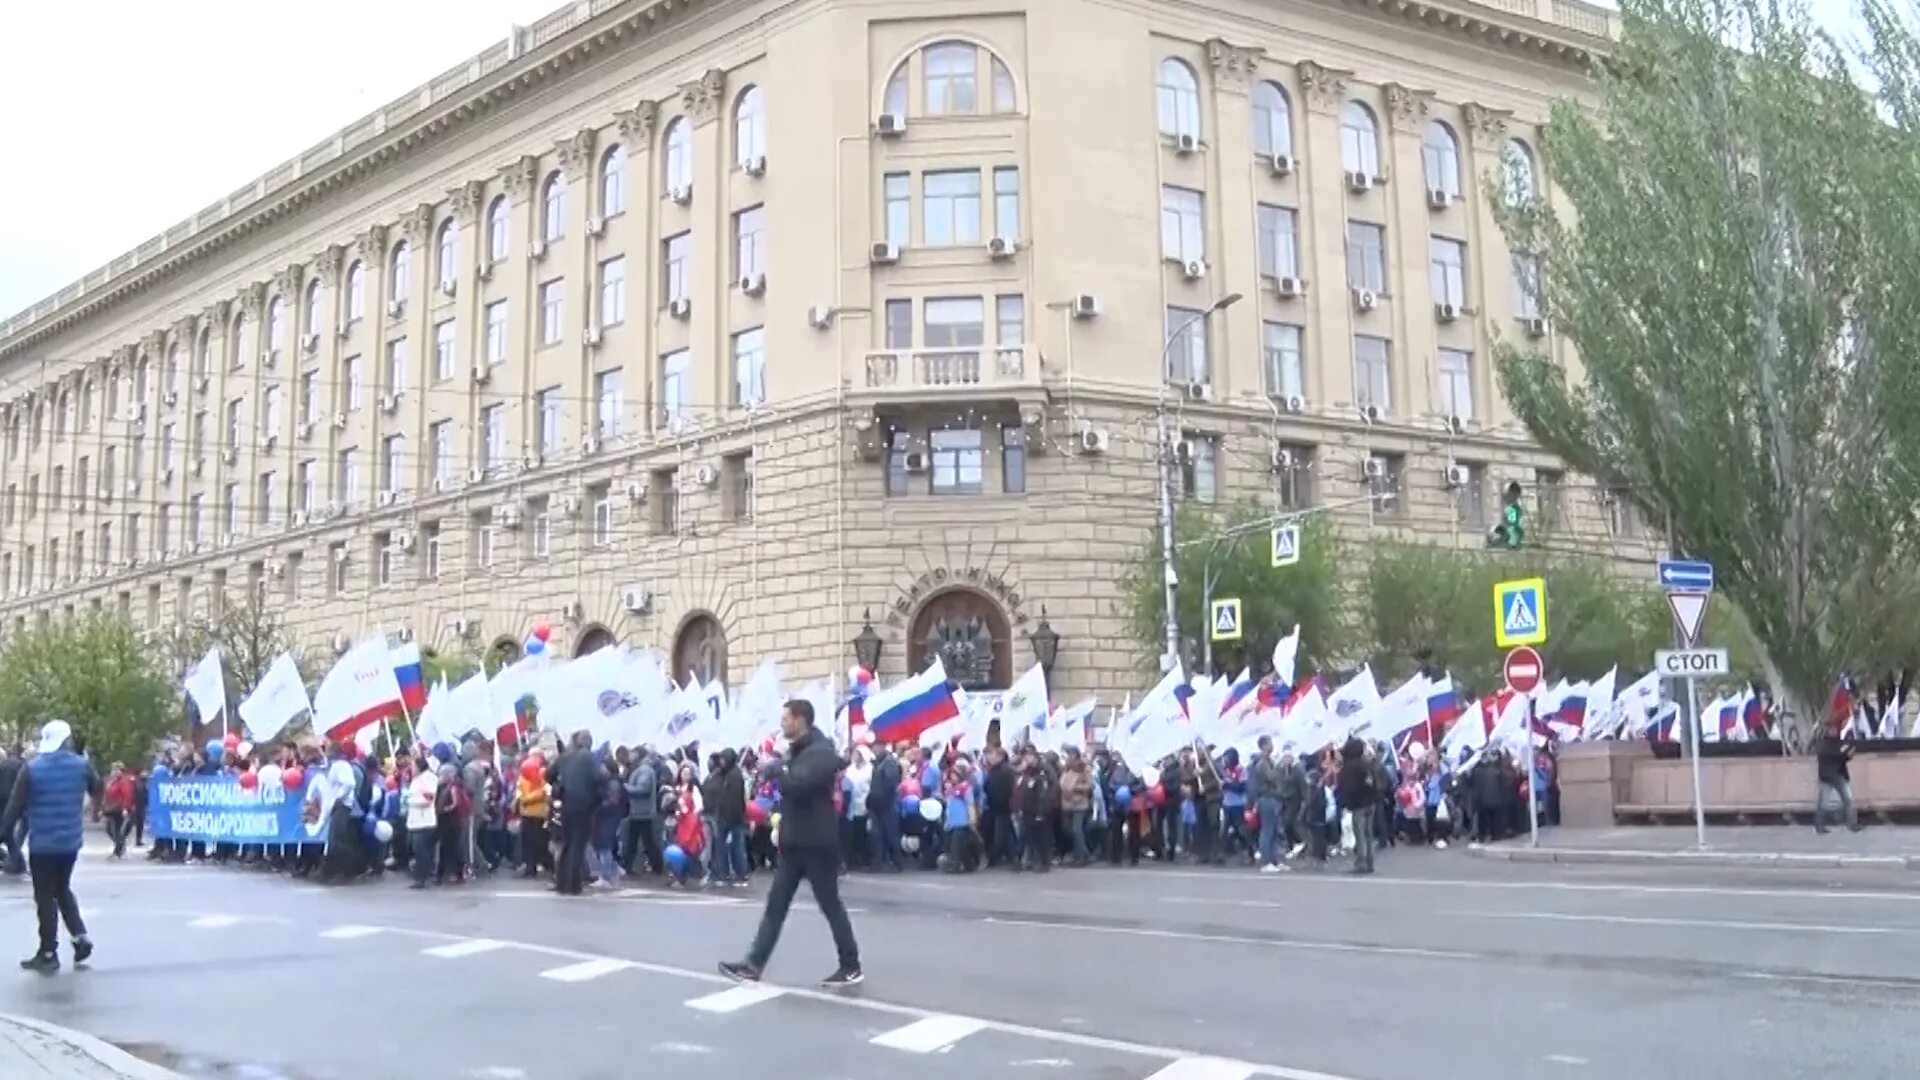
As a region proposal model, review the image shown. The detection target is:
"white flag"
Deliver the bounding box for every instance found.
[1271,624,1301,688]
[998,663,1051,746]
[313,637,403,743]
[183,647,228,732]
[238,652,311,743]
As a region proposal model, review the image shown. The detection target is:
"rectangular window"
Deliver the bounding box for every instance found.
[329,542,349,594]
[993,167,1020,240]
[591,489,615,548]
[1347,222,1387,293]
[296,461,316,513]
[664,233,691,305]
[886,431,912,497]
[1535,469,1565,532]
[922,170,983,247]
[224,400,242,450]
[433,320,456,382]
[724,452,753,521]
[343,356,363,410]
[884,299,913,350]
[538,279,565,346]
[1160,186,1205,263]
[1180,434,1219,502]
[1453,463,1487,527]
[1275,444,1314,510]
[598,257,626,328]
[1430,237,1468,308]
[1513,253,1543,319]
[424,523,443,580]
[1000,426,1027,494]
[376,534,394,588]
[1354,335,1392,415]
[595,369,624,439]
[337,448,360,505]
[1165,306,1209,385]
[385,338,408,397]
[481,405,505,469]
[930,429,984,495]
[1369,453,1406,516]
[428,422,452,486]
[299,372,319,425]
[262,386,283,436]
[1437,348,1474,421]
[536,388,562,455]
[651,471,677,534]
[382,434,406,494]
[733,327,766,407]
[1257,204,1299,280]
[484,302,508,365]
[884,173,911,248]
[924,297,985,350]
[660,349,691,426]
[475,520,497,569]
[1606,486,1642,538]
[734,206,766,280]
[188,495,205,545]
[1262,322,1305,399]
[995,295,1025,347]
[257,472,276,527]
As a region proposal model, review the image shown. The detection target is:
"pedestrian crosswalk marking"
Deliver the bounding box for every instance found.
[423,938,508,959]
[685,985,785,1013]
[870,1015,989,1053]
[1142,1058,1259,1080]
[318,925,383,940]
[188,915,241,929]
[538,957,633,982]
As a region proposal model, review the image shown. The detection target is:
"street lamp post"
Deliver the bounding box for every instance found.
[1157,292,1242,674]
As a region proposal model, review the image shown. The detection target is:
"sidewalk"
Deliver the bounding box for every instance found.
[1468,824,1920,870]
[0,1015,183,1078]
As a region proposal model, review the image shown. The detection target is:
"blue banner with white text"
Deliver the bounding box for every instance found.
[149,776,330,844]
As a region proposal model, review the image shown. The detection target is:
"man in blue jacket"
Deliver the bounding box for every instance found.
[720,699,862,987]
[0,721,102,971]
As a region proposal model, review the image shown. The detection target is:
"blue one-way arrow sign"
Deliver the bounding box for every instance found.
[1656,559,1714,592]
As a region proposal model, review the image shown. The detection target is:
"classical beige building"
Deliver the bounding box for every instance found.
[0,0,1651,702]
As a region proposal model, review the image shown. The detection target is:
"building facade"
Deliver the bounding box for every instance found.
[0,0,1649,702]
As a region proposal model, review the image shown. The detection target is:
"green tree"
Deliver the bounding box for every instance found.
[1492,0,1920,737]
[1120,501,1350,678]
[166,588,319,735]
[421,645,478,689]
[0,615,175,766]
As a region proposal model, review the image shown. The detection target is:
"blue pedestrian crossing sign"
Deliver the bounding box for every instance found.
[1269,524,1301,568]
[1493,577,1548,647]
[1210,598,1244,642]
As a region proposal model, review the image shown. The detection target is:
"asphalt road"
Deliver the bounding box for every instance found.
[0,845,1914,1080]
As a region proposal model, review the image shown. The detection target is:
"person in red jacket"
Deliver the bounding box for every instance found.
[101,763,134,859]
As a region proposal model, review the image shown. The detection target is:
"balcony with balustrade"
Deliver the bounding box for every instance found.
[855,344,1043,406]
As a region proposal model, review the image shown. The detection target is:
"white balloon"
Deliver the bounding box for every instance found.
[919,797,943,823]
[1141,765,1162,790]
[257,764,283,789]
[373,819,394,844]
[237,741,254,759]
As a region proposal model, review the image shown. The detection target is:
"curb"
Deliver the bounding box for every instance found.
[0,1015,184,1079]
[1464,843,1920,871]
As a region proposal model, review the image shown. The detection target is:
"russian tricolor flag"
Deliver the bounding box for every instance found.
[1742,692,1766,739]
[1220,668,1255,718]
[864,659,961,745]
[1647,702,1679,741]
[391,642,427,713]
[1425,676,1463,732]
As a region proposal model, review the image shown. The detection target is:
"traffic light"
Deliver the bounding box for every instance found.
[1487,481,1526,549]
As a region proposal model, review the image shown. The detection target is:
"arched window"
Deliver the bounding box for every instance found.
[734,85,766,168]
[540,172,565,242]
[230,314,251,369]
[1340,102,1379,178]
[165,345,183,395]
[664,118,692,193]
[486,197,510,262]
[883,65,908,117]
[135,355,151,403]
[304,279,324,337]
[1423,121,1461,200]
[266,296,286,355]
[1252,81,1293,161]
[1157,58,1201,139]
[390,242,411,306]
[435,220,457,289]
[600,146,626,217]
[881,41,1018,119]
[194,329,212,378]
[1503,138,1538,205]
[345,262,366,321]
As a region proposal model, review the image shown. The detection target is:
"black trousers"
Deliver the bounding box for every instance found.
[104,811,127,856]
[622,818,662,874]
[556,812,592,895]
[746,846,860,971]
[520,818,550,875]
[29,853,85,955]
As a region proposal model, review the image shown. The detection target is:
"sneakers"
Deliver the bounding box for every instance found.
[819,965,864,988]
[718,960,763,983]
[71,937,92,964]
[19,952,57,972]
[1260,862,1289,874]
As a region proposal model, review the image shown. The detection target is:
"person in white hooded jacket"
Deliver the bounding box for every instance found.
[842,746,873,870]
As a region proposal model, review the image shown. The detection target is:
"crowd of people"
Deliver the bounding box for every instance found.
[136,724,1561,886]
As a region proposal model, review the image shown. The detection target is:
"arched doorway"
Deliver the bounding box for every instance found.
[672,613,728,686]
[908,588,1012,691]
[486,637,521,673]
[575,624,617,657]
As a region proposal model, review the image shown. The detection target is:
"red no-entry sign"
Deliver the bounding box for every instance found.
[1503,646,1544,694]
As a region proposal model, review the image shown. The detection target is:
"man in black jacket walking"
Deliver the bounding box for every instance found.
[1336,737,1378,875]
[721,700,862,987]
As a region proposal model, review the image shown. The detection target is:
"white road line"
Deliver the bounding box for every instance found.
[1733,970,1920,991]
[423,938,509,959]
[1545,1054,1590,1067]
[870,1015,990,1053]
[685,985,785,1013]
[1444,909,1908,936]
[1144,1058,1260,1080]
[538,957,634,982]
[319,925,384,940]
[187,915,241,929]
[982,916,1474,961]
[1131,868,1920,904]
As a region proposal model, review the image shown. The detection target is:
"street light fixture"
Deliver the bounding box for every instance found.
[1027,606,1061,676]
[851,609,883,672]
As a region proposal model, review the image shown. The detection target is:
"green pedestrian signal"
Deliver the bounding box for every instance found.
[1488,481,1526,550]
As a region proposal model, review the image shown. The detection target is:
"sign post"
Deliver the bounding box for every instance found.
[1503,642,1547,850]
[1657,558,1714,849]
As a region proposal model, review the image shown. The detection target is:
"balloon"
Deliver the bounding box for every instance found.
[919,796,943,823]
[899,795,920,819]
[1243,807,1260,832]
[745,801,769,826]
[206,743,225,765]
[526,637,546,656]
[664,844,687,873]
[236,741,253,759]
[1147,787,1166,810]
[238,770,259,791]
[520,758,545,782]
[258,764,282,789]
[153,765,171,781]
[902,835,920,855]
[374,820,394,844]
[1140,765,1161,790]
[385,774,400,791]
[1114,786,1134,809]
[222,732,240,750]
[770,812,781,832]
[532,622,552,642]
[282,766,304,788]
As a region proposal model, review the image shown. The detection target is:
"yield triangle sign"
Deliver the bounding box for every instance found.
[1667,592,1709,646]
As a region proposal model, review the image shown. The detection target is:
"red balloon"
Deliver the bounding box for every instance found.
[745,801,769,826]
[222,732,241,749]
[385,774,400,791]
[520,758,545,782]
[532,622,552,642]
[238,771,259,791]
[281,766,304,788]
